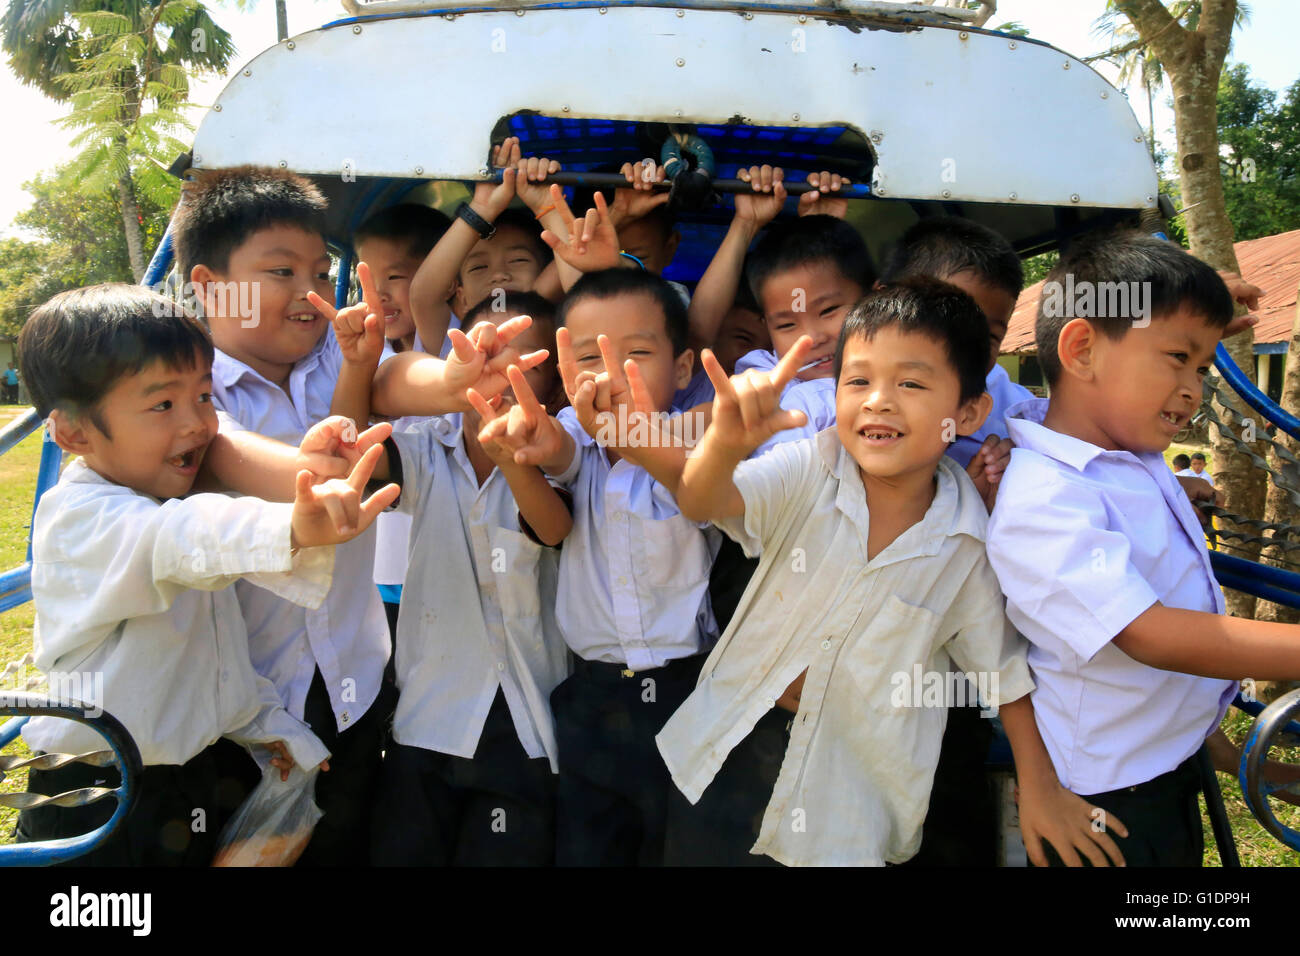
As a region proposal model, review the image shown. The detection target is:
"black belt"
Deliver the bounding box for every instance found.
[570,652,705,683]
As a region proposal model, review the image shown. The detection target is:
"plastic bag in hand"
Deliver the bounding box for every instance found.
[211,764,323,867]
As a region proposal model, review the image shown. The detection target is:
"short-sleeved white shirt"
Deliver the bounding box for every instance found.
[212,334,389,732]
[657,430,1034,866]
[986,399,1235,794]
[550,409,719,670]
[387,415,570,768]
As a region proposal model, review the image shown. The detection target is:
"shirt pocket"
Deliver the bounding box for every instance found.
[842,594,945,710]
[632,514,710,591]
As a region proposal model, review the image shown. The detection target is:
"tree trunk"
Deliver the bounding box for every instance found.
[116,170,146,283]
[1256,289,1300,628]
[1116,0,1265,618]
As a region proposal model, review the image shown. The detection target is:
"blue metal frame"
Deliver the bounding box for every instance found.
[0,411,63,614]
[0,693,143,866]
[1215,342,1300,442]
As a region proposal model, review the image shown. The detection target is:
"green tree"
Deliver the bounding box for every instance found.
[1217,65,1300,241]
[1,0,235,279]
[0,166,170,336]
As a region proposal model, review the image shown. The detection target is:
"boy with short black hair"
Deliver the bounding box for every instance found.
[175,163,395,866]
[353,203,452,355]
[476,267,719,866]
[589,277,1117,866]
[13,283,396,866]
[987,231,1300,866]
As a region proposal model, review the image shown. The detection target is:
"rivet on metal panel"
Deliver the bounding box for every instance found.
[1070,194,1080,203]
[479,166,491,177]
[959,31,968,40]
[193,155,201,164]
[562,105,571,112]
[1008,41,1018,50]
[798,14,806,21]
[1135,134,1144,142]
[213,104,222,111]
[743,11,753,18]
[676,58,685,67]
[1063,61,1070,69]
[792,113,800,121]
[415,167,424,176]
[674,110,683,117]
[286,40,295,50]
[676,8,684,16]
[279,161,288,168]
[515,8,525,14]
[941,189,951,199]
[876,186,886,196]
[1101,91,1109,98]
[1008,192,1018,201]
[1146,196,1155,204]
[599,6,607,12]
[869,132,882,144]
[352,25,361,34]
[243,69,251,77]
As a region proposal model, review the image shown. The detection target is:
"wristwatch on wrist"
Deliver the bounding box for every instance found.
[456,202,496,240]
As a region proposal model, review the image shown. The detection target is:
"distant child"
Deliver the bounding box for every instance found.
[600,278,1118,866]
[175,164,395,866]
[13,284,396,866]
[1171,452,1192,473]
[880,215,1029,470]
[1181,451,1215,487]
[987,231,1300,866]
[359,292,572,866]
[478,269,719,866]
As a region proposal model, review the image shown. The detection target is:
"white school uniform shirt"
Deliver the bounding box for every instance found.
[734,348,837,458]
[373,332,432,590]
[657,430,1034,866]
[986,398,1235,795]
[946,364,1035,469]
[1174,466,1215,488]
[387,415,570,769]
[551,408,719,670]
[212,334,389,731]
[22,459,331,771]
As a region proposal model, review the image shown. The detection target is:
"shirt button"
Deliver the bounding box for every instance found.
[821,639,832,650]
[341,711,350,724]
[497,662,506,672]
[765,697,775,708]
[618,576,628,586]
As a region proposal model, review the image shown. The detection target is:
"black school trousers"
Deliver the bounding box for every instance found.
[1038,752,1204,867]
[663,706,789,867]
[370,687,556,866]
[903,698,998,866]
[551,652,705,867]
[14,737,256,866]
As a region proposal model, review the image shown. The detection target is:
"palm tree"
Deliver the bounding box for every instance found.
[1,0,236,279]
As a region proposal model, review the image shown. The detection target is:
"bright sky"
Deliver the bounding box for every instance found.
[0,0,1294,238]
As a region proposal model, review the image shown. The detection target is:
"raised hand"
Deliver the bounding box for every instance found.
[734,165,787,229]
[469,365,569,468]
[612,159,670,227]
[471,137,522,220]
[702,335,812,458]
[797,170,850,219]
[443,313,551,404]
[540,186,623,274]
[308,261,384,369]
[297,417,393,482]
[290,442,401,547]
[515,153,563,215]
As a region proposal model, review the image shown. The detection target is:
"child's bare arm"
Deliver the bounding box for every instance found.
[1115,605,1300,680]
[307,262,385,431]
[372,315,550,419]
[677,338,812,522]
[202,418,393,500]
[1001,694,1129,867]
[688,165,786,351]
[409,138,521,347]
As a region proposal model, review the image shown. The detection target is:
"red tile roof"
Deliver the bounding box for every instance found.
[1002,228,1300,354]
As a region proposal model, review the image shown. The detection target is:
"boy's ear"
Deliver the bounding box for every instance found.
[46,408,94,456]
[663,231,681,267]
[1056,318,1100,383]
[189,264,218,318]
[955,390,993,437]
[674,347,695,390]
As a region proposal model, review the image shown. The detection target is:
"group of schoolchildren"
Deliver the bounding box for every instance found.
[13,135,1300,869]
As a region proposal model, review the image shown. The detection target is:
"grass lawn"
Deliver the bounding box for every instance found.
[0,409,1295,864]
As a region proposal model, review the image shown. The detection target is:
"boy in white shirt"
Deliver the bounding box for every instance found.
[476,269,719,866]
[13,284,397,866]
[591,277,1122,866]
[986,231,1300,866]
[348,293,572,866]
[175,164,400,865]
